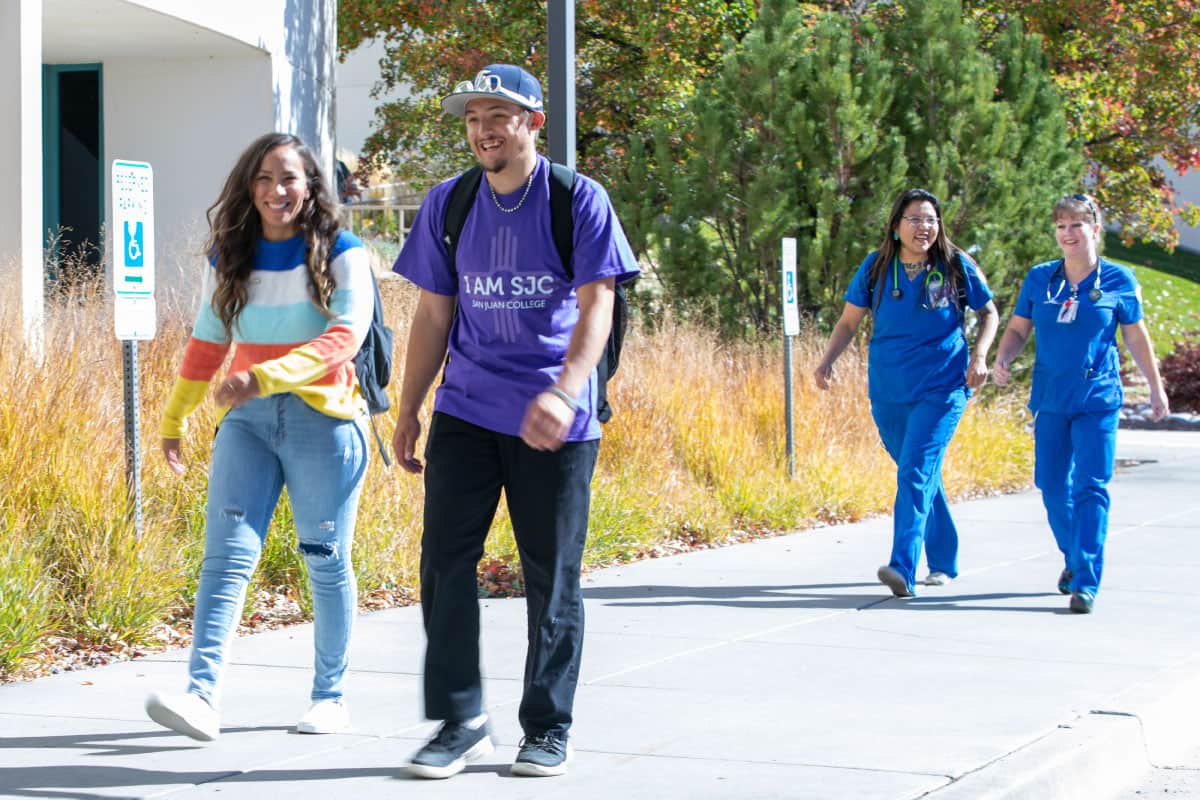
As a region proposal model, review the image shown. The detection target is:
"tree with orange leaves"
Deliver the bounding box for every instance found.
[965,0,1200,248]
[338,0,754,190]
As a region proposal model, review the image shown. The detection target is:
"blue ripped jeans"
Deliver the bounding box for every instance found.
[187,394,368,706]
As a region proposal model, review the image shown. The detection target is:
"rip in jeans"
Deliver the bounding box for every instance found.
[299,529,339,559]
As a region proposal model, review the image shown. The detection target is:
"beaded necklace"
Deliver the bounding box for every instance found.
[489,171,534,213]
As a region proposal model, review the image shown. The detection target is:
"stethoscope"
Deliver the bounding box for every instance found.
[1045,258,1103,304]
[890,255,943,300]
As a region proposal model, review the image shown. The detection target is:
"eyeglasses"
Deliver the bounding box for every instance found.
[901,215,939,227]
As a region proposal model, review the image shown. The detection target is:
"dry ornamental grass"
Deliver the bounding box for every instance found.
[0,258,1033,680]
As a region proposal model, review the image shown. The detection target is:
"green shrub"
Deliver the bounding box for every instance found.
[0,544,54,673]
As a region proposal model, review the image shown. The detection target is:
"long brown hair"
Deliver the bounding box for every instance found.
[206,132,340,336]
[867,188,967,312]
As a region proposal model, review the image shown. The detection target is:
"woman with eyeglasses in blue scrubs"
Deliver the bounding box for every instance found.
[992,194,1168,614]
[814,188,999,598]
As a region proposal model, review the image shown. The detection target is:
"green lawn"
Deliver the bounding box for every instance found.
[1104,232,1200,282]
[1105,233,1200,356]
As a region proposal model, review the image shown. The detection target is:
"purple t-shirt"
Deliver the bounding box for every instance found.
[393,155,640,440]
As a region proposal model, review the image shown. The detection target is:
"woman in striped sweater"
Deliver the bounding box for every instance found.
[145,133,374,742]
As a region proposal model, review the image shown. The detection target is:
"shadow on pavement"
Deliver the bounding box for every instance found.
[583,582,876,609]
[0,726,290,755]
[0,763,415,798]
[582,584,1069,613]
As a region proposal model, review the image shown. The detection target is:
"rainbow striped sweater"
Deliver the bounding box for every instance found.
[160,231,373,438]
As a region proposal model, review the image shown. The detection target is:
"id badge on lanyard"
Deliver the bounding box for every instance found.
[1056,296,1079,323]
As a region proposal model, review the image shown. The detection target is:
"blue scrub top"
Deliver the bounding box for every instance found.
[845,250,994,404]
[1012,257,1143,414]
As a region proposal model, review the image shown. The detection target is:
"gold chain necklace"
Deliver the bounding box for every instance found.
[489,172,534,213]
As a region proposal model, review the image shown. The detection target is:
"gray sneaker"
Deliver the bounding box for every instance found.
[511,734,572,777]
[407,718,494,779]
[1057,568,1073,595]
[924,571,952,586]
[877,565,915,597]
[1069,591,1094,614]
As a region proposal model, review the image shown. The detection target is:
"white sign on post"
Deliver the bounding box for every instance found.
[781,237,800,336]
[112,160,157,340]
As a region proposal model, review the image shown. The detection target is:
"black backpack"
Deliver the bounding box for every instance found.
[443,163,629,422]
[353,270,394,465]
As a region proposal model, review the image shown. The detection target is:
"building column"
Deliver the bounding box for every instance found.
[0,0,44,351]
[274,0,336,179]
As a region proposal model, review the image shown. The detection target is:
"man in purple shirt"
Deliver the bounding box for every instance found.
[391,64,639,780]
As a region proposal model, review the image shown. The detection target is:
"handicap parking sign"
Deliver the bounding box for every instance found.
[112,160,156,339]
[111,160,154,297]
[124,220,145,268]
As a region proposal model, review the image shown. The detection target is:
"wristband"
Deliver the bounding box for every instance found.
[545,386,579,413]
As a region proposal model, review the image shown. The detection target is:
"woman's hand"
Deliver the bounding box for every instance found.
[813,363,835,390]
[215,371,261,408]
[162,438,184,476]
[966,354,989,389]
[992,359,1011,386]
[1149,387,1169,422]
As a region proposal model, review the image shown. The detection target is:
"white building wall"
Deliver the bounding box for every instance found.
[102,55,274,297]
[133,0,338,183]
[124,0,336,299]
[0,0,340,345]
[335,39,407,158]
[0,0,44,347]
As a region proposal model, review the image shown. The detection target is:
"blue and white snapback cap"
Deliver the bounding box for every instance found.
[441,64,544,117]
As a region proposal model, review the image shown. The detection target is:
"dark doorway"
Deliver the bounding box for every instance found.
[44,64,103,284]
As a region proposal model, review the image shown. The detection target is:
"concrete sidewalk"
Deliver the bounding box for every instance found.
[2,429,1198,800]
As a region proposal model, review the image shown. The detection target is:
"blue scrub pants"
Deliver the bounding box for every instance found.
[871,388,968,592]
[1033,408,1118,598]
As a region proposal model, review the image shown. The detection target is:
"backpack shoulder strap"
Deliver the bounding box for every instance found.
[548,162,576,279]
[443,166,484,276]
[954,250,971,306]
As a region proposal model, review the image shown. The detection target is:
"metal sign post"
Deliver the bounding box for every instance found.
[781,238,800,479]
[111,160,157,539]
[547,0,576,168]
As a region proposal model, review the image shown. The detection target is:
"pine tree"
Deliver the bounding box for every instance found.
[881,0,1082,305]
[644,0,907,333]
[642,0,1082,333]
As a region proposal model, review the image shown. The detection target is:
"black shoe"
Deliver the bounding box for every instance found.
[1057,568,1073,595]
[1069,591,1094,614]
[407,718,494,779]
[511,733,572,777]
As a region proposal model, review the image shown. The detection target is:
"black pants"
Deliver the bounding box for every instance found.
[420,411,598,739]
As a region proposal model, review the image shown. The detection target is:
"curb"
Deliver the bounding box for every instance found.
[920,657,1200,800]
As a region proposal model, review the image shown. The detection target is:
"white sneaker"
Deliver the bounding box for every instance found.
[297,698,350,734]
[145,691,220,742]
[924,571,952,586]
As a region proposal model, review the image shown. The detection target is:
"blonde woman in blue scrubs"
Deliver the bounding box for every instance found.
[992,194,1168,613]
[815,188,999,598]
